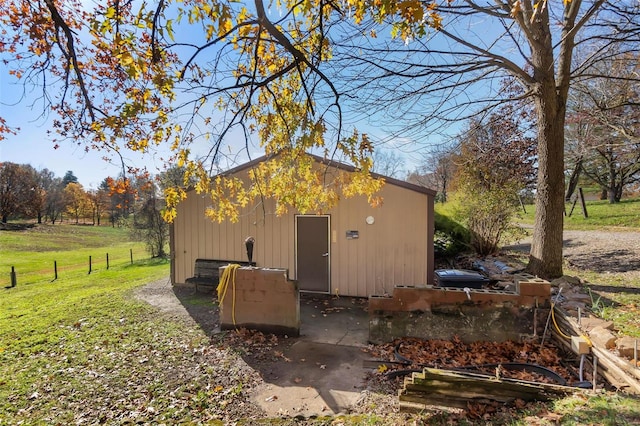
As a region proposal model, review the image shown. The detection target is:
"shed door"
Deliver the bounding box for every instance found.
[296,216,330,293]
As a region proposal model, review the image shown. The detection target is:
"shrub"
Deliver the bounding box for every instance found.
[434,210,469,257]
[450,189,524,256]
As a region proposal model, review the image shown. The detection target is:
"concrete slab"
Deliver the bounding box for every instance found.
[252,341,367,417]
[299,294,369,347]
[249,294,371,417]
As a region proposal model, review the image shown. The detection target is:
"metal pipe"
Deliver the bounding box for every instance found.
[593,356,598,392]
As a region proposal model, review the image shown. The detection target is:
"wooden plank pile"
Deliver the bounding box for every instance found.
[551,306,640,394]
[399,367,578,411]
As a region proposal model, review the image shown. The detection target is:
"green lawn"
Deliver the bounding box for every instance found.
[0,224,150,287]
[0,224,176,423]
[518,197,640,230]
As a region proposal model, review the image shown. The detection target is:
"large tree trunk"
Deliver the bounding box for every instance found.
[526,12,567,279]
[528,95,565,279]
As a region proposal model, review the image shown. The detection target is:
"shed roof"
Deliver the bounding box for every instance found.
[218,153,437,197]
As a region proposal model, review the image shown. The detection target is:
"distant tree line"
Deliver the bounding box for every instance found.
[0,163,190,257]
[0,165,122,225]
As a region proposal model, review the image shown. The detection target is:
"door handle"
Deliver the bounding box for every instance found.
[322,252,329,257]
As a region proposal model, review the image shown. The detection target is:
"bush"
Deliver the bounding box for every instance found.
[434,210,470,257]
[450,189,524,256]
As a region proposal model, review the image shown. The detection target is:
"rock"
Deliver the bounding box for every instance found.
[589,326,618,349]
[579,317,615,332]
[562,300,587,313]
[616,336,639,359]
[562,290,592,303]
[552,275,581,287]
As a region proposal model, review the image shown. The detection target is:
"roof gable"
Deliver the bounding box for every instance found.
[219,153,437,197]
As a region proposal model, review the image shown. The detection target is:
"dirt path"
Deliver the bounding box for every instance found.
[507,229,640,278]
[134,278,221,335]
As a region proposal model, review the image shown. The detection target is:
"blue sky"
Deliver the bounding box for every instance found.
[0,63,418,187]
[0,71,154,188]
[0,2,469,187]
[0,65,258,188]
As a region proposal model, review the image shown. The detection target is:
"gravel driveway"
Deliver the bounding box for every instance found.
[507,229,640,279]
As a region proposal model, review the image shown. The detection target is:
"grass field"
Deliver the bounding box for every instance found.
[1,224,175,423]
[2,222,640,424]
[519,197,640,230]
[0,224,150,287]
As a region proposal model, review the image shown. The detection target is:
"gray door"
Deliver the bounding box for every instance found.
[296,216,330,293]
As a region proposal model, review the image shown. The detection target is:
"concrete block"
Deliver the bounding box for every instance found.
[579,317,614,332]
[219,267,299,336]
[518,281,551,298]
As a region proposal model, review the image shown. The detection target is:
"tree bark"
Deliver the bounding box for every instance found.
[528,94,566,278]
[526,8,568,279]
[608,159,617,203]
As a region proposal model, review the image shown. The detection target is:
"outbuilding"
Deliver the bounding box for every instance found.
[170,154,436,298]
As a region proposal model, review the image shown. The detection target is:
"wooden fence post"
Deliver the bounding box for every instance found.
[54,261,58,281]
[578,188,588,218]
[130,249,133,265]
[10,266,17,287]
[89,256,92,274]
[106,253,109,270]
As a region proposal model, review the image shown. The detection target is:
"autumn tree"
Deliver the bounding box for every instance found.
[101,175,137,226]
[44,175,66,224]
[87,187,110,225]
[451,110,536,254]
[1,1,639,277]
[0,162,37,223]
[157,166,196,193]
[28,168,53,223]
[64,182,90,224]
[409,148,457,203]
[566,53,640,203]
[15,164,45,221]
[130,174,168,258]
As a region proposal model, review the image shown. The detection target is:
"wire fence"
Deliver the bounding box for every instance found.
[3,247,150,288]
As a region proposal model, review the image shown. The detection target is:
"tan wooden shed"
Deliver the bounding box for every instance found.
[170,154,436,297]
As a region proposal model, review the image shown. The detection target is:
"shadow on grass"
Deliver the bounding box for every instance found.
[171,285,220,337]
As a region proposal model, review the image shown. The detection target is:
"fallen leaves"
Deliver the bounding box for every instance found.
[369,336,573,385]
